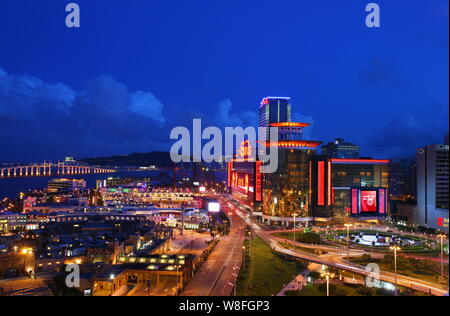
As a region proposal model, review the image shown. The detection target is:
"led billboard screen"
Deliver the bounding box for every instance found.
[350,188,387,218]
[208,202,220,213]
[360,190,377,212]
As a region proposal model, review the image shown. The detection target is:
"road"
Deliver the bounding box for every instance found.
[221,193,449,296]
[182,202,246,296]
[0,276,53,296]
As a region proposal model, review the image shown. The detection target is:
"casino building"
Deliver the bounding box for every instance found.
[330,158,390,220]
[227,97,390,225]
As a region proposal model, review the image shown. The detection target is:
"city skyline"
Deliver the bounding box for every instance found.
[0,1,448,299]
[1,0,448,162]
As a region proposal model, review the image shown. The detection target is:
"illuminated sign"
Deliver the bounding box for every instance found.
[208,202,220,213]
[199,186,206,193]
[317,161,325,206]
[238,140,253,159]
[437,218,449,228]
[361,191,377,212]
[255,161,262,202]
[350,188,387,218]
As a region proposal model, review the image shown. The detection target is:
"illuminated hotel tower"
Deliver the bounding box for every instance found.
[258,97,292,143]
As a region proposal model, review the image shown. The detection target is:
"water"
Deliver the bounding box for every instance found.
[0,170,166,199]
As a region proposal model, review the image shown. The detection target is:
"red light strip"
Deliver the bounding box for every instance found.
[318,161,325,206]
[309,161,312,205]
[227,161,233,187]
[327,161,332,205]
[351,189,358,214]
[331,159,390,164]
[379,189,385,214]
[255,161,262,202]
[265,141,322,148]
[270,122,311,128]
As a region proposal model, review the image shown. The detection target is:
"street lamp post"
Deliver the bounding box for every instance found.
[389,245,401,286]
[242,246,246,271]
[320,271,335,297]
[293,213,296,242]
[176,265,180,296]
[437,234,446,282]
[232,266,239,296]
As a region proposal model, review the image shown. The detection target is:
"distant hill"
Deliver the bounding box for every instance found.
[81,151,176,168]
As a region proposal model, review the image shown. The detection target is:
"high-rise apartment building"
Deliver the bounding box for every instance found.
[416,144,449,232]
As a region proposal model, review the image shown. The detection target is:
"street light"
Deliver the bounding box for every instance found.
[242,246,246,271]
[175,264,180,296]
[320,270,335,297]
[437,233,446,282]
[389,245,401,286]
[293,213,296,242]
[344,223,352,259]
[231,266,239,296]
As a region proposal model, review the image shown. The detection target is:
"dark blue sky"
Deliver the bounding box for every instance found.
[0,0,448,162]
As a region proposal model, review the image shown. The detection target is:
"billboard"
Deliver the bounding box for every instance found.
[208,202,221,213]
[350,188,387,217]
[360,191,377,212]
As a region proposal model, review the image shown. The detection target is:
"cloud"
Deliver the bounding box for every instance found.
[129,90,165,124]
[358,59,403,86]
[0,68,264,162]
[0,68,167,162]
[212,99,257,127]
[370,102,449,157]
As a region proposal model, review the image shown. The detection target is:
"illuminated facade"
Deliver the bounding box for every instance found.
[330,158,390,218]
[416,144,449,232]
[259,97,291,143]
[228,97,392,224]
[261,148,315,222]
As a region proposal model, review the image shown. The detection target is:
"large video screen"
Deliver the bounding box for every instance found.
[360,190,377,212]
[350,188,387,217]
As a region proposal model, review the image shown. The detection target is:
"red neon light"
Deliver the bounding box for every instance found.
[309,161,312,205]
[327,161,332,205]
[379,189,385,214]
[255,161,262,202]
[318,161,325,206]
[227,161,233,187]
[245,174,249,195]
[331,159,390,164]
[265,141,322,148]
[270,122,311,128]
[239,140,253,159]
[351,189,358,214]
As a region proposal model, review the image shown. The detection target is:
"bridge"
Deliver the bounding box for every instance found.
[0,163,116,178]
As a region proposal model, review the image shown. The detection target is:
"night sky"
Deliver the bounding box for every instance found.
[0,0,448,162]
